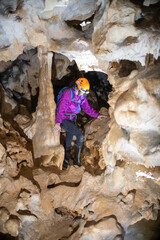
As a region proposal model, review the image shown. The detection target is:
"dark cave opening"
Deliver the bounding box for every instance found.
[52,60,112,111]
[0,47,39,120]
[130,0,160,8]
[130,0,160,30]
[125,210,160,240]
[52,59,111,174]
[0,232,18,240]
[64,15,94,40]
[52,65,112,131]
[0,0,24,16]
[118,60,138,77]
[83,71,112,109]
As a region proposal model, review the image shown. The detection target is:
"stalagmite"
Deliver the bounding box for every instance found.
[31,47,64,167]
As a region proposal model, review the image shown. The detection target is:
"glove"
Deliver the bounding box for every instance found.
[54,123,61,132]
[97,115,107,120]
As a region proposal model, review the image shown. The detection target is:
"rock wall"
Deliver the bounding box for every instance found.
[0,0,160,239]
[0,121,160,239]
[102,63,160,168]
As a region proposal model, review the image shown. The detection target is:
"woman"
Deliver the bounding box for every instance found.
[54,78,106,168]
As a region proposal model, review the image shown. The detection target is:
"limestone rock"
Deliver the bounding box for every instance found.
[0,116,33,177]
[0,85,18,117]
[14,47,64,168]
[83,107,110,172]
[102,64,160,168]
[0,0,102,72]
[33,165,85,189]
[143,0,160,6]
[79,217,122,240]
[5,141,33,177]
[0,207,10,223]
[5,218,20,237]
[0,154,160,239]
[63,0,98,21]
[54,53,71,80]
[93,0,160,65]
[14,114,36,139]
[0,0,160,239]
[32,48,59,158]
[0,143,7,176]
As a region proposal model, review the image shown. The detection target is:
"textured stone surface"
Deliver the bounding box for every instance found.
[0,0,160,239]
[0,116,33,177]
[54,53,71,80]
[83,107,110,172]
[102,64,160,168]
[15,47,64,168]
[63,0,98,21]
[0,122,160,240]
[92,0,160,65]
[5,218,20,237]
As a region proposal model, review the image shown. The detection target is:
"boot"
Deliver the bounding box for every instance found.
[63,149,70,168]
[73,145,82,167]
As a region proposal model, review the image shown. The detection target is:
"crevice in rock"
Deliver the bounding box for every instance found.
[83,71,112,109]
[65,14,95,33]
[0,232,18,240]
[55,207,81,218]
[118,60,138,77]
[18,188,31,196]
[115,160,126,167]
[84,158,106,176]
[0,47,39,118]
[17,209,37,218]
[125,210,160,240]
[0,0,24,16]
[47,180,81,189]
[64,12,97,40]
[132,1,160,30]
[13,166,41,192]
[130,0,160,7]
[53,208,82,240]
[17,159,28,168]
[84,214,125,236]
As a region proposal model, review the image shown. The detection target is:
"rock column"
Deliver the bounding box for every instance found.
[32,47,64,167]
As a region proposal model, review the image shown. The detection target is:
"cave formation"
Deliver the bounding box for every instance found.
[0,0,160,240]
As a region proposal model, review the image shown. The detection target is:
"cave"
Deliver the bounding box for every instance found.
[0,0,160,240]
[0,233,18,240]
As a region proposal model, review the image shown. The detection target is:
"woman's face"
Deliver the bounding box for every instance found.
[75,89,83,96]
[75,87,89,96]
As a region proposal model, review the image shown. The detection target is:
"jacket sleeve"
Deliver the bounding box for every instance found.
[56,90,71,124]
[81,96,99,118]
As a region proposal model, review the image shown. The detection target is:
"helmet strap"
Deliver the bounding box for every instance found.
[77,80,87,93]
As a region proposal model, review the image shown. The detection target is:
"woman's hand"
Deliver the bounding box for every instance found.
[97,115,107,120]
[54,123,61,132]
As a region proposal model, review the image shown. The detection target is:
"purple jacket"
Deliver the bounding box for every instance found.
[56,88,99,124]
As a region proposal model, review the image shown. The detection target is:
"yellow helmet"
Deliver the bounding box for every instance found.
[75,78,90,93]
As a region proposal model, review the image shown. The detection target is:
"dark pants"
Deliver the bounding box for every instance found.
[61,118,84,151]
